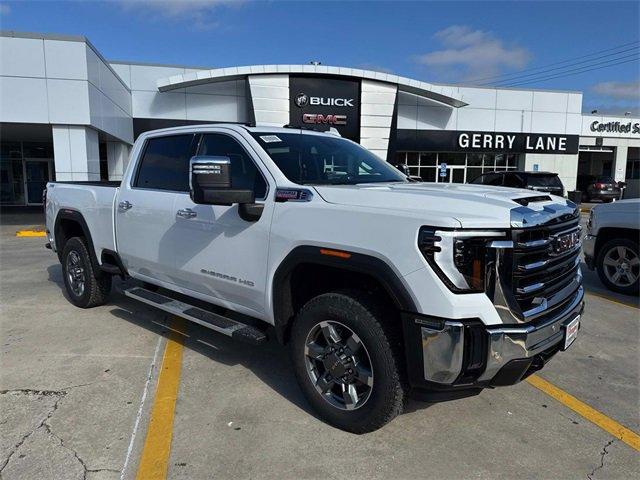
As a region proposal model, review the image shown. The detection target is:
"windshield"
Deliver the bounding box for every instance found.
[526,174,563,188]
[250,132,407,185]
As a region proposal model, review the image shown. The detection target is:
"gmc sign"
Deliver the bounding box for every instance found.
[302,114,347,125]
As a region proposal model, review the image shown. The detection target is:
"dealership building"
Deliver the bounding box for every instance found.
[1,31,639,206]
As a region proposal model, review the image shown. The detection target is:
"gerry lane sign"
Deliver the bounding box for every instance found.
[396,129,580,154]
[457,132,579,154]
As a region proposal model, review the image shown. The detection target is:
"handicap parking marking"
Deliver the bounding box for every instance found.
[135,317,187,480]
[526,374,640,452]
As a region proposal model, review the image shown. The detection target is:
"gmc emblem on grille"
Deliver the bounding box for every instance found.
[552,231,581,255]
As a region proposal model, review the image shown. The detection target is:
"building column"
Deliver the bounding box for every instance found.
[248,74,290,126]
[613,145,628,182]
[106,142,131,181]
[359,80,398,160]
[52,125,100,181]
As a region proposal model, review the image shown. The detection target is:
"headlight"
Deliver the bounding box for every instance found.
[418,227,506,293]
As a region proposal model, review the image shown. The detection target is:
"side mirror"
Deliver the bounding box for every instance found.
[618,181,627,188]
[190,156,254,206]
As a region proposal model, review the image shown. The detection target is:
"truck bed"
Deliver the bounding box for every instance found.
[45,181,119,262]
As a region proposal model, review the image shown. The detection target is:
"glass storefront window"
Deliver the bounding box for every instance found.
[406,152,419,166]
[421,167,436,182]
[467,167,483,182]
[22,142,53,159]
[438,152,466,165]
[467,153,483,166]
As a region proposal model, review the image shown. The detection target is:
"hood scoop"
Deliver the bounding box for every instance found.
[513,195,552,207]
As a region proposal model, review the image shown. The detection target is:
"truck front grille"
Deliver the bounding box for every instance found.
[503,214,582,321]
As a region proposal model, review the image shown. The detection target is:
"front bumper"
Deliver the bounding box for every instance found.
[583,234,596,269]
[402,286,584,397]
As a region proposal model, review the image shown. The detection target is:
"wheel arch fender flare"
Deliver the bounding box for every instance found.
[271,246,418,344]
[54,209,101,272]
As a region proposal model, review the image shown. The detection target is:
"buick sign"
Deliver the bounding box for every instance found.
[295,93,308,108]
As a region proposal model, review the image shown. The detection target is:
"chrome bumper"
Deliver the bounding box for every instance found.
[421,286,584,385]
[582,234,596,268]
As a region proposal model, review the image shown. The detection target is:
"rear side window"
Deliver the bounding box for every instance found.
[503,173,523,188]
[526,174,562,188]
[134,134,195,191]
[473,173,502,186]
[198,134,267,199]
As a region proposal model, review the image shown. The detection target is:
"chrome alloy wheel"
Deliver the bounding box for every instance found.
[603,245,640,287]
[303,320,374,411]
[66,250,86,297]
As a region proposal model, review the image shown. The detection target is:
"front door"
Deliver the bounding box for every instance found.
[171,132,272,317]
[24,160,52,205]
[116,133,197,286]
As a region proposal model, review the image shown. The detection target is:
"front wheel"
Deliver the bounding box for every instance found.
[596,238,639,295]
[290,291,405,433]
[61,237,112,308]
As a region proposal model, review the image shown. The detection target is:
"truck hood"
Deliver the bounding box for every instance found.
[313,182,568,228]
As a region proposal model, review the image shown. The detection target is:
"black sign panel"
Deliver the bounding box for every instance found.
[396,129,579,155]
[289,76,361,141]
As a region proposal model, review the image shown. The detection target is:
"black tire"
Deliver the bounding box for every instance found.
[596,238,639,295]
[290,290,405,433]
[61,236,112,308]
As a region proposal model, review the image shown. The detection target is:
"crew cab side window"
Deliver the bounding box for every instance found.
[134,134,195,191]
[198,134,267,199]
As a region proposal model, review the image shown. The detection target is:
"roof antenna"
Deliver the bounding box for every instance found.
[309,61,322,65]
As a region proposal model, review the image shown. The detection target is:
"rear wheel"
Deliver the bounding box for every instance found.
[596,238,639,295]
[290,290,405,433]
[62,237,111,308]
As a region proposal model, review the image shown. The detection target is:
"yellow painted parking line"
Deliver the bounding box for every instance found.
[586,291,639,309]
[16,230,46,237]
[526,374,640,452]
[136,318,186,480]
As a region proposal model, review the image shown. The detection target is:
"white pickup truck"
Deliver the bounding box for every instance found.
[45,124,584,433]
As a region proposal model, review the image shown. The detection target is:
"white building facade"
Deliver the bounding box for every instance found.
[1,31,638,205]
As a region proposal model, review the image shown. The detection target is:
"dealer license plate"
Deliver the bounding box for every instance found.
[563,315,580,350]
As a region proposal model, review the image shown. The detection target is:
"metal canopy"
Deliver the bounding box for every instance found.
[156,64,468,108]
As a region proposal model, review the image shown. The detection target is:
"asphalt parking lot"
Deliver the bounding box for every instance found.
[1,211,638,480]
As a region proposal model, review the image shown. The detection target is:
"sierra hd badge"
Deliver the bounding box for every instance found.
[295,92,308,108]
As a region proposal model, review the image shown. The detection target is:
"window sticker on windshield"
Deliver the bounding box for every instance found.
[260,135,281,143]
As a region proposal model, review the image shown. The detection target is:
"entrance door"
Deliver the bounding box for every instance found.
[24,160,52,205]
[436,165,466,183]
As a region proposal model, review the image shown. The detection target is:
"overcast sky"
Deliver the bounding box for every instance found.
[1,0,638,115]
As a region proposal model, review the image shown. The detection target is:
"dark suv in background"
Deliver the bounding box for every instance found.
[576,175,622,202]
[469,171,565,197]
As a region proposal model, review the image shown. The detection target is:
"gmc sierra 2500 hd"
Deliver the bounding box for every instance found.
[45,124,584,433]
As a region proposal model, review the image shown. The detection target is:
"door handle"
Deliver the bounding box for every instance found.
[176,208,197,219]
[118,200,133,211]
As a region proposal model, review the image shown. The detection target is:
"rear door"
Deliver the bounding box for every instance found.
[170,131,273,316]
[116,133,197,285]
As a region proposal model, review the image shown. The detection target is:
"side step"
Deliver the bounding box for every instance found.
[124,287,267,345]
